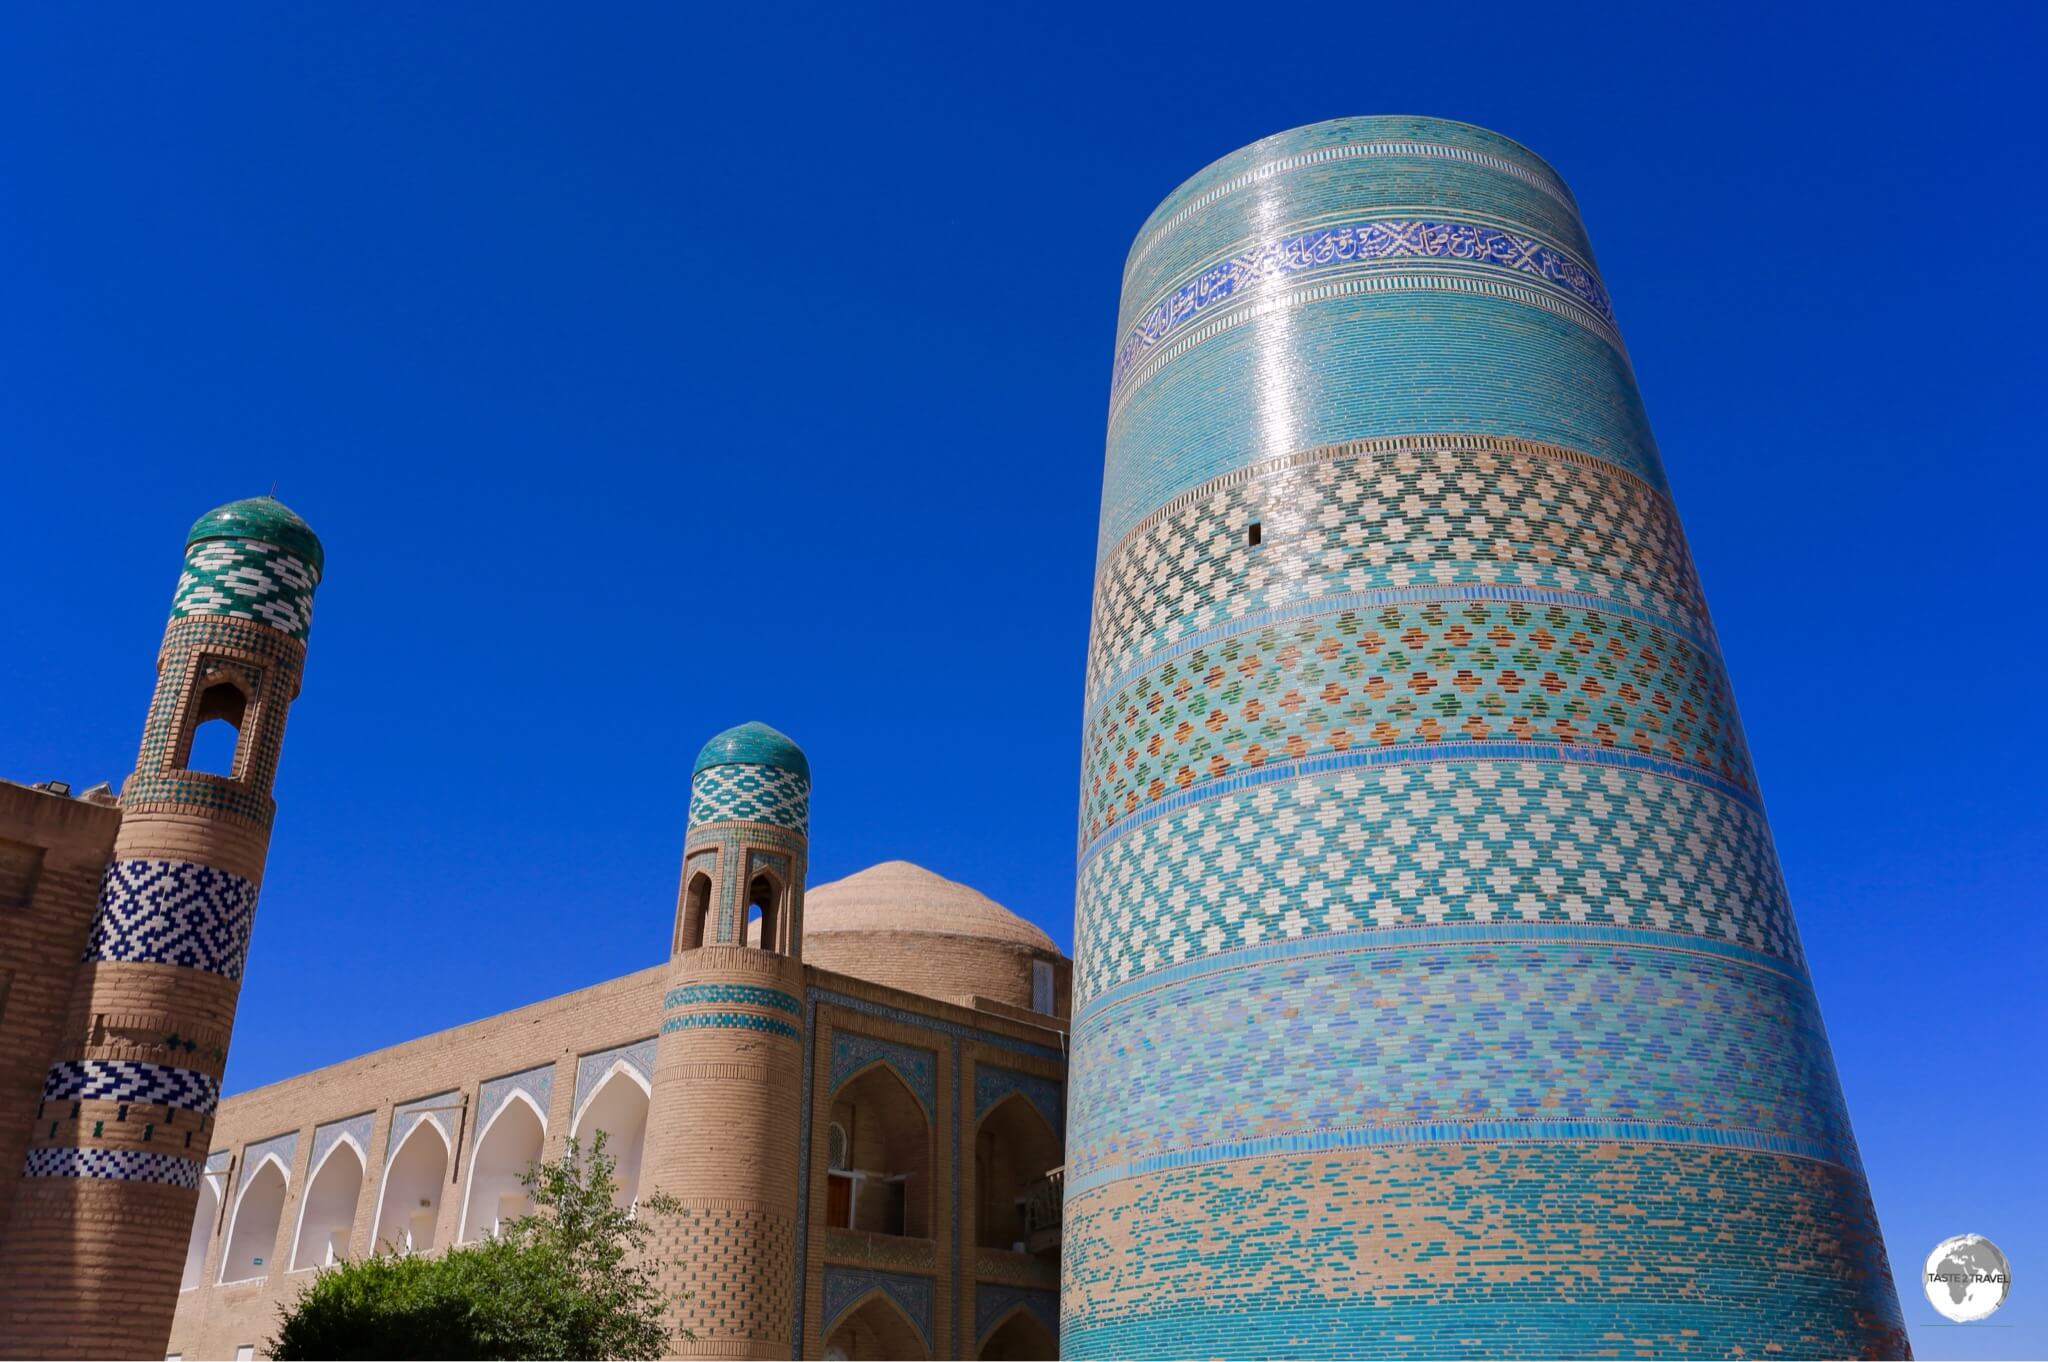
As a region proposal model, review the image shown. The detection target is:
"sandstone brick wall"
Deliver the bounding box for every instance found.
[0,783,121,1235]
[167,963,667,1360]
[165,954,1068,1361]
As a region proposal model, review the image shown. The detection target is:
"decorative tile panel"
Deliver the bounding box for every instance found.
[973,1066,1064,1141]
[474,1065,553,1145]
[386,1092,458,1166]
[819,1266,932,1350]
[83,858,257,980]
[828,1033,936,1115]
[309,1112,374,1173]
[573,1039,657,1113]
[976,1283,1059,1348]
[242,1131,297,1181]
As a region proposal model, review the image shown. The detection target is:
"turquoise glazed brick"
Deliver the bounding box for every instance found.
[1065,117,1907,1358]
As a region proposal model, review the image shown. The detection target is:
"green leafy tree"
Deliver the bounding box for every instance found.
[269,1131,685,1360]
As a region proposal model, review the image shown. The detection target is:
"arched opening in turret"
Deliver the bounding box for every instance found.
[974,1093,1061,1254]
[823,1291,929,1360]
[978,1306,1057,1360]
[291,1139,365,1270]
[182,681,247,778]
[571,1066,650,1210]
[827,1063,930,1239]
[679,872,713,951]
[746,871,783,953]
[370,1119,448,1252]
[181,1176,220,1289]
[460,1093,545,1242]
[219,1155,289,1283]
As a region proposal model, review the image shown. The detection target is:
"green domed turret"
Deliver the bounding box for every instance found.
[172,495,324,640]
[186,496,324,576]
[692,721,810,781]
[688,721,810,834]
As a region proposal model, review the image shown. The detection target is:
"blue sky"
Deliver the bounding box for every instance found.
[3,4,2040,1354]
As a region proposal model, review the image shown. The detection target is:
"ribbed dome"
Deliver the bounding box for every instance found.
[186,496,324,573]
[804,861,1055,951]
[692,721,809,780]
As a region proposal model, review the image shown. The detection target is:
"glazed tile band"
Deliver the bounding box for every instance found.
[21,1147,202,1188]
[40,1059,221,1117]
[662,982,801,1013]
[1123,136,1579,284]
[1063,1119,1858,1200]
[1113,217,1617,398]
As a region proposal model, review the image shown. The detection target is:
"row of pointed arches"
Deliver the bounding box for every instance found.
[182,1061,651,1290]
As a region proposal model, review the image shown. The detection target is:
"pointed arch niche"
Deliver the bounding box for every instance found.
[181,1158,229,1290]
[571,1041,653,1209]
[820,1268,933,1361]
[973,1072,1064,1253]
[290,1116,371,1270]
[219,1133,296,1284]
[460,1069,551,1243]
[371,1095,455,1253]
[826,1037,934,1239]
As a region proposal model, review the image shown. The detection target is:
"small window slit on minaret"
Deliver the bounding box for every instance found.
[1247,521,1263,547]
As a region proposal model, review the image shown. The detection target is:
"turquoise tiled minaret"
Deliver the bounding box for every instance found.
[1063,117,1908,1358]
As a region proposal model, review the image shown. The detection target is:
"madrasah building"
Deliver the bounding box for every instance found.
[0,115,1906,1361]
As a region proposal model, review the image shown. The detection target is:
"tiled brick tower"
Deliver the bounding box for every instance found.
[1063,117,1909,1357]
[644,722,809,1358]
[0,497,323,1360]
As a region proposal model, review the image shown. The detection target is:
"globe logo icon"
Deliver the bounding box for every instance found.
[1924,1234,2012,1322]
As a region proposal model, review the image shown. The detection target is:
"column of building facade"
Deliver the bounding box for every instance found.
[0,498,323,1361]
[644,722,810,1359]
[1061,116,1908,1358]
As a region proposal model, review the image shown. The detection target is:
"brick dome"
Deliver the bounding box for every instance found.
[803,861,1053,950]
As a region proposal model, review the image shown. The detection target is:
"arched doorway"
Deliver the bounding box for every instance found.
[371,1119,448,1252]
[823,1292,929,1360]
[291,1139,365,1270]
[828,1064,930,1238]
[979,1307,1056,1360]
[571,1066,649,1208]
[974,1093,1061,1253]
[219,1156,289,1283]
[460,1093,545,1242]
[181,1177,220,1289]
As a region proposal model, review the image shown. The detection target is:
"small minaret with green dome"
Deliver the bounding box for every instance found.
[642,720,811,1357]
[0,496,326,1360]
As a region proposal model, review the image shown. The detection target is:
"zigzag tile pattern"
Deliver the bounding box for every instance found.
[83,858,257,980]
[40,1059,221,1116]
